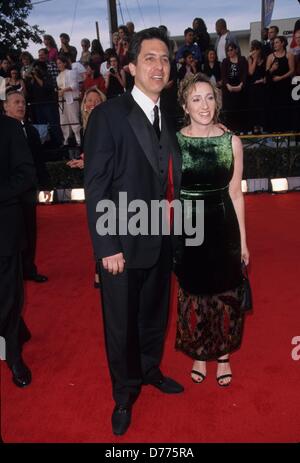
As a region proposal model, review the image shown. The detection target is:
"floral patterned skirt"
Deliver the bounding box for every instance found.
[175,284,245,361]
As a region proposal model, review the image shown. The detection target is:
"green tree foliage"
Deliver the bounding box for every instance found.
[0,0,44,55]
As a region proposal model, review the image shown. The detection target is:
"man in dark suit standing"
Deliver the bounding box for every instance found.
[0,114,36,387]
[84,28,183,436]
[4,91,50,283]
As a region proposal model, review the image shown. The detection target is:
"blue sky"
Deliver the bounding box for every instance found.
[27,0,299,55]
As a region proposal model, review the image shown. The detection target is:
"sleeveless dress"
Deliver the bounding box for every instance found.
[175,131,245,361]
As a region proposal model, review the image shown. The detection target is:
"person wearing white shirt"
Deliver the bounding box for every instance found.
[56,55,81,146]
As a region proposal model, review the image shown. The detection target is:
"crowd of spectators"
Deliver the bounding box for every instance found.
[0,17,300,152]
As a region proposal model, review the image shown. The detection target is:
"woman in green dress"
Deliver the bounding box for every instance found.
[175,73,250,386]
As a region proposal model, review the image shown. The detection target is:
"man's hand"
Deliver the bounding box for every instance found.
[102,253,125,275]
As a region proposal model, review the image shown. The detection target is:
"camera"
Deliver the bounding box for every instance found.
[109,67,116,74]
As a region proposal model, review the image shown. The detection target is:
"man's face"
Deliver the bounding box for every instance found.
[61,36,69,45]
[185,32,194,45]
[129,38,170,102]
[38,50,47,62]
[268,27,278,40]
[4,94,26,121]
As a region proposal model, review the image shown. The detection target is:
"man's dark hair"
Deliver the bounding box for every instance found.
[60,33,70,41]
[184,27,194,36]
[38,47,49,55]
[270,25,279,34]
[128,27,170,64]
[216,18,227,30]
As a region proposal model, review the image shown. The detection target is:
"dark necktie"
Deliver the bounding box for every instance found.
[152,105,160,140]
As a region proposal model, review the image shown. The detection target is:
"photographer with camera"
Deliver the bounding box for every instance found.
[104,55,126,99]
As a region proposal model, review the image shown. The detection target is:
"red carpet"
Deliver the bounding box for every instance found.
[1,193,300,443]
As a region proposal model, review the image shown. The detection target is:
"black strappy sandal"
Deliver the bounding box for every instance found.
[191,369,206,384]
[216,358,232,387]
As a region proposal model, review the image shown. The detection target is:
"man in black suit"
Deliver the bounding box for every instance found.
[84,28,183,436]
[0,114,36,387]
[4,91,50,283]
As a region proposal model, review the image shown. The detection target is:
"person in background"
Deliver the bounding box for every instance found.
[126,21,135,41]
[266,25,279,55]
[112,32,120,54]
[176,28,202,65]
[178,50,200,81]
[4,91,51,283]
[43,35,58,62]
[247,40,266,134]
[59,33,77,63]
[221,42,248,133]
[215,18,239,63]
[202,48,222,87]
[5,68,26,95]
[192,17,211,58]
[104,55,126,99]
[91,39,105,65]
[0,114,36,388]
[20,52,35,82]
[82,61,106,95]
[0,59,10,78]
[266,35,294,132]
[175,73,249,387]
[56,55,81,147]
[80,38,92,65]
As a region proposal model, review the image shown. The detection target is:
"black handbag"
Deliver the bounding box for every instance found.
[240,262,253,312]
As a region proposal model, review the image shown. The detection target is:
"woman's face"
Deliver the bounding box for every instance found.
[273,38,284,51]
[10,69,18,79]
[207,50,216,62]
[85,92,102,112]
[295,32,300,47]
[56,59,65,72]
[43,37,50,46]
[1,59,9,70]
[85,65,93,76]
[113,33,119,45]
[110,57,118,68]
[184,82,216,126]
[185,54,194,65]
[227,46,237,58]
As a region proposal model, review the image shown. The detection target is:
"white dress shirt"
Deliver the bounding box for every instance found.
[131,85,161,130]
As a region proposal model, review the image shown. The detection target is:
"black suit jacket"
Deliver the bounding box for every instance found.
[84,92,182,268]
[0,115,36,256]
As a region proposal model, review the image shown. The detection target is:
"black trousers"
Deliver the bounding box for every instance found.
[0,253,24,366]
[99,237,172,407]
[22,199,37,278]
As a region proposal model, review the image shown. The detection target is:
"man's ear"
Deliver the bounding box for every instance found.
[128,62,136,77]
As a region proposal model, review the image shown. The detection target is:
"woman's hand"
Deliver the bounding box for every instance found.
[241,243,250,265]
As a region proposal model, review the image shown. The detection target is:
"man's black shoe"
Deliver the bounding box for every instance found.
[24,273,48,283]
[148,376,184,394]
[10,359,32,388]
[112,406,132,436]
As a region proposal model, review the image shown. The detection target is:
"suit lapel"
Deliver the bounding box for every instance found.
[127,102,160,177]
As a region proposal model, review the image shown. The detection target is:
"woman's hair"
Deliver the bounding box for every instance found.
[81,87,106,130]
[9,67,21,78]
[43,34,58,49]
[225,42,238,53]
[178,72,221,126]
[274,35,288,49]
[86,60,100,78]
[91,39,104,56]
[193,17,208,33]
